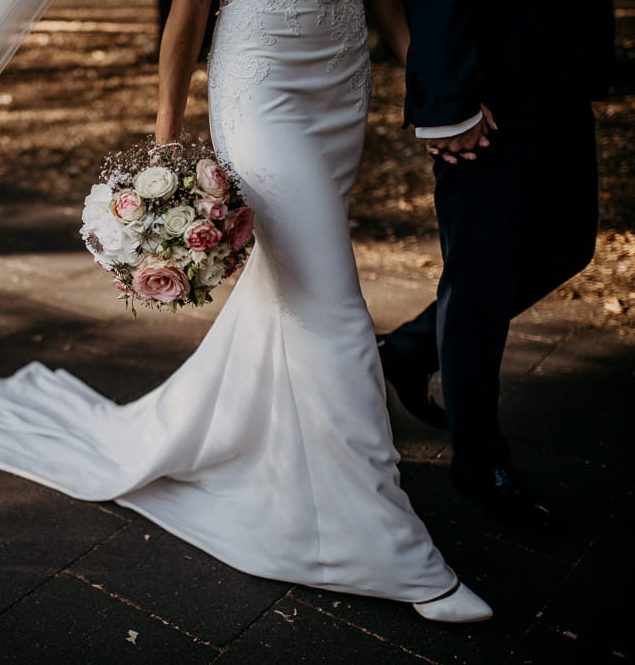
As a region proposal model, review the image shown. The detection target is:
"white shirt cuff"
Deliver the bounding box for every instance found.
[415,111,483,139]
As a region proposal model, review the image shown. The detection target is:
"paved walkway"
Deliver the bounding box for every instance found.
[0,204,633,665]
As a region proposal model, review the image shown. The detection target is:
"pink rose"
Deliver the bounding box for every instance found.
[184,221,223,251]
[225,206,254,250]
[195,195,228,221]
[110,189,146,222]
[131,260,190,303]
[196,159,231,199]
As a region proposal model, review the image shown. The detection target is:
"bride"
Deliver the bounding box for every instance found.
[0,0,492,623]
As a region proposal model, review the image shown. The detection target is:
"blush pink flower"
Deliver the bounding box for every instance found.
[110,189,146,222]
[196,159,231,199]
[225,206,254,250]
[195,195,228,221]
[131,260,190,303]
[184,221,223,251]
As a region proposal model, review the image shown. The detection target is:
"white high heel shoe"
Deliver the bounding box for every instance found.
[413,582,493,623]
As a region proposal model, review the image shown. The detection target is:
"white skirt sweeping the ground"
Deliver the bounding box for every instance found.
[0,0,457,603]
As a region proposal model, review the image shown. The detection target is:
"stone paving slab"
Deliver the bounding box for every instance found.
[400,443,626,567]
[537,505,635,662]
[212,596,426,665]
[0,474,127,614]
[512,624,628,665]
[0,214,633,663]
[291,517,569,665]
[0,574,218,664]
[67,521,290,647]
[501,328,635,467]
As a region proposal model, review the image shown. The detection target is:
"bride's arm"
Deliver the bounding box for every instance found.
[367,0,410,66]
[155,0,213,144]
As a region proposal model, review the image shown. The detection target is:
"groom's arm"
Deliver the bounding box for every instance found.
[401,0,482,129]
[401,0,495,162]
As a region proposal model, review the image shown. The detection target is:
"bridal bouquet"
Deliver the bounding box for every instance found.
[80,137,254,315]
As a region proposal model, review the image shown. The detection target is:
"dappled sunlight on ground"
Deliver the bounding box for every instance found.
[0,0,633,330]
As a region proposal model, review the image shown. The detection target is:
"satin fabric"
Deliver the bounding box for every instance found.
[0,0,456,602]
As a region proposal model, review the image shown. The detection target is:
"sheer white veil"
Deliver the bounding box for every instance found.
[0,0,53,74]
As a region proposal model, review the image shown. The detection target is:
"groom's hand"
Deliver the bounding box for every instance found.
[426,105,498,165]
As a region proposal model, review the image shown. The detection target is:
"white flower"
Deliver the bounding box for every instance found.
[190,250,207,265]
[165,245,191,268]
[197,257,225,287]
[163,205,196,238]
[208,243,231,261]
[134,166,179,199]
[126,214,163,238]
[139,232,163,254]
[80,184,141,269]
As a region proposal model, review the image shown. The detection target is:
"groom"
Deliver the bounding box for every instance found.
[379,0,615,524]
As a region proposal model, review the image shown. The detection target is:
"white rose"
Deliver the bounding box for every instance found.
[163,205,196,238]
[197,257,226,288]
[80,184,141,269]
[134,166,179,199]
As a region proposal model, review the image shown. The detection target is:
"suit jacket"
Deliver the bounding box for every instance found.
[402,0,616,132]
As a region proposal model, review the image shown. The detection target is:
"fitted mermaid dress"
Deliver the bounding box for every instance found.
[0,0,456,603]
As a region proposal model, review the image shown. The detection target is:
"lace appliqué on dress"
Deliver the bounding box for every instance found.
[316,0,366,73]
[221,0,300,34]
[210,0,370,166]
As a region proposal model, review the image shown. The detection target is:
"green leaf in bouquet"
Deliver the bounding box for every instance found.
[193,286,209,306]
[183,173,197,190]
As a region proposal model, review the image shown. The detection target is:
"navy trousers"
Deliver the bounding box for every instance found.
[387,109,598,465]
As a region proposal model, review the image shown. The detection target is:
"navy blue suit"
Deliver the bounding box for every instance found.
[388,1,615,465]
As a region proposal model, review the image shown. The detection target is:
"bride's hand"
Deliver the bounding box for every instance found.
[155,0,214,144]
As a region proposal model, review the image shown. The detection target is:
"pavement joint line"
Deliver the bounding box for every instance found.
[526,620,628,661]
[516,528,605,642]
[0,520,130,620]
[500,328,580,399]
[507,329,563,343]
[62,569,218,650]
[209,587,300,657]
[94,503,133,523]
[290,595,442,664]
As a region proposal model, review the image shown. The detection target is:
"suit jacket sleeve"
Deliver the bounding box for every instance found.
[402,0,482,128]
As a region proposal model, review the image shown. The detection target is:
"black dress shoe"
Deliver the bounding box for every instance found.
[377,335,448,430]
[451,459,558,530]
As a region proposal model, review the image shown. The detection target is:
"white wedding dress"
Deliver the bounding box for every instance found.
[0,0,457,603]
